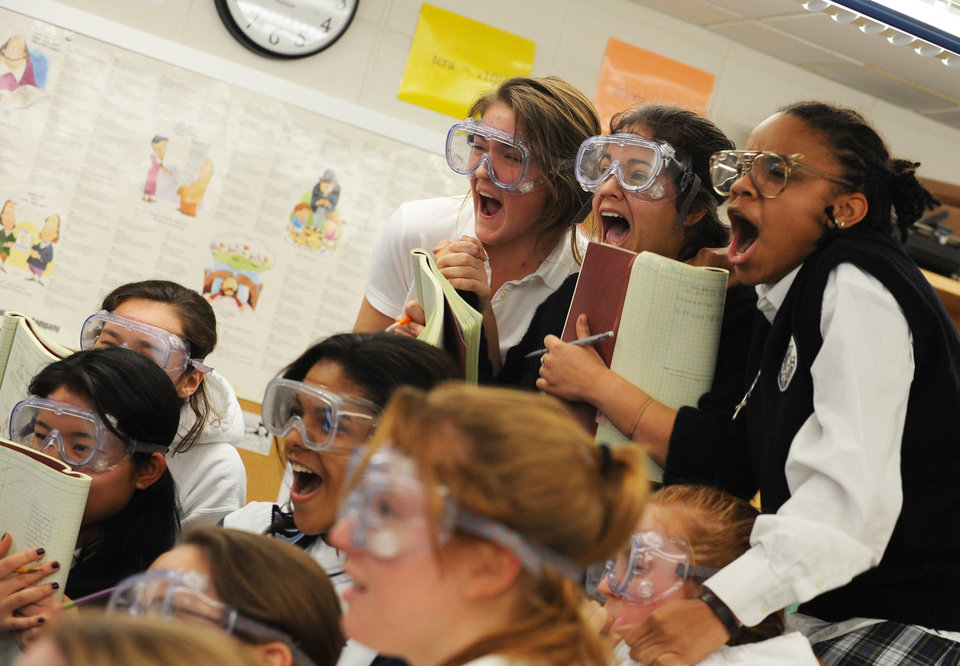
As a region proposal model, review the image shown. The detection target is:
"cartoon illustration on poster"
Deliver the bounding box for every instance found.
[286,169,345,253]
[0,34,49,109]
[26,214,60,285]
[177,157,213,217]
[203,237,273,311]
[142,135,177,203]
[141,135,215,217]
[0,201,62,285]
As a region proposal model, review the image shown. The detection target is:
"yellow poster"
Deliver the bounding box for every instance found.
[398,4,535,118]
[594,39,715,131]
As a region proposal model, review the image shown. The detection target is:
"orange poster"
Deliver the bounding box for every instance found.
[594,39,715,130]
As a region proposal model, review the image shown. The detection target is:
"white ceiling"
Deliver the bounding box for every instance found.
[627,0,960,130]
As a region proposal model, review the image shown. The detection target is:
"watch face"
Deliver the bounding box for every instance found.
[216,0,359,59]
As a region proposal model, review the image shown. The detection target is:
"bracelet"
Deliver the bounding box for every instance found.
[698,588,741,639]
[628,397,655,438]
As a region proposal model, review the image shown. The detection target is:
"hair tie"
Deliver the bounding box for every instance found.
[597,443,614,478]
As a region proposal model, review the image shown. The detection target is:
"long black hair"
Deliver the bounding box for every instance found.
[28,348,182,600]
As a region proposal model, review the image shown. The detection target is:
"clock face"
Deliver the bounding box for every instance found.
[215,0,359,59]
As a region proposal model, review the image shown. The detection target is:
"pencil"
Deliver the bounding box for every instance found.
[61,585,118,609]
[524,330,615,359]
[14,566,43,574]
[385,316,412,332]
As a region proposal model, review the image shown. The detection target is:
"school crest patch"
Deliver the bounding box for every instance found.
[778,336,798,392]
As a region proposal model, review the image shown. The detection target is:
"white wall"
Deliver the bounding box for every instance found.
[9,0,960,180]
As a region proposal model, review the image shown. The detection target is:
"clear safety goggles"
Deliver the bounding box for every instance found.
[575,133,697,203]
[80,311,211,377]
[709,150,856,199]
[8,398,165,472]
[108,570,316,666]
[445,118,543,194]
[337,447,583,580]
[261,378,380,454]
[603,530,719,606]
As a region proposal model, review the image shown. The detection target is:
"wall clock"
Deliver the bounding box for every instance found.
[215,0,359,59]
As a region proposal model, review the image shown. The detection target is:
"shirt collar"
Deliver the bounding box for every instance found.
[755,265,802,323]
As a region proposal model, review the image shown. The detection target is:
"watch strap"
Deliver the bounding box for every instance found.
[698,587,741,639]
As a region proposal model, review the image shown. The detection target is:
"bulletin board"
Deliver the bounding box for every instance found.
[0,2,466,405]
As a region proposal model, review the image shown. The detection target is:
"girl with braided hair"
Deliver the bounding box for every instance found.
[639,102,960,665]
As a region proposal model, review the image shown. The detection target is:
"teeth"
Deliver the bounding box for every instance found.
[601,211,622,217]
[479,191,496,199]
[290,462,315,474]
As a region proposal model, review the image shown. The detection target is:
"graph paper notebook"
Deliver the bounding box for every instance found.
[561,244,728,481]
[0,437,91,595]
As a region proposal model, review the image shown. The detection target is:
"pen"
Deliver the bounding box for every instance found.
[14,566,43,574]
[385,316,412,332]
[61,585,118,609]
[524,330,615,358]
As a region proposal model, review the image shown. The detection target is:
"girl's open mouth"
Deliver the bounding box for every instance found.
[601,212,631,247]
[728,210,758,264]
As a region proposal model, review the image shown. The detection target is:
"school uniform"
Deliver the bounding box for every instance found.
[666,227,960,661]
[364,196,581,362]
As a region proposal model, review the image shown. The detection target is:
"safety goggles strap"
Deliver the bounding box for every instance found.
[675,561,721,582]
[455,508,584,582]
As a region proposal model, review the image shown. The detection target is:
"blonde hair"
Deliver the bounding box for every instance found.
[650,485,784,644]
[356,384,648,666]
[36,612,267,666]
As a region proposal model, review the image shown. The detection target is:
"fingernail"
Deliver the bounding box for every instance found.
[615,617,626,626]
[35,548,45,556]
[51,582,59,590]
[1,532,7,540]
[50,561,60,570]
[37,617,45,625]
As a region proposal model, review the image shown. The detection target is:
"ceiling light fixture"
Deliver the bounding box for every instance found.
[802,0,960,66]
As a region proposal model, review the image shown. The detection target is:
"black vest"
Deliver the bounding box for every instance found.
[744,228,960,630]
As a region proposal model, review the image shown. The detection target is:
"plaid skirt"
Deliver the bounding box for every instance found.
[814,621,960,666]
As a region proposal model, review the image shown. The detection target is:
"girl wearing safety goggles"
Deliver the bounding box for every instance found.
[503,106,754,474]
[113,526,343,666]
[593,485,817,665]
[356,76,599,372]
[222,333,458,666]
[327,384,648,666]
[83,280,247,527]
[0,348,180,635]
